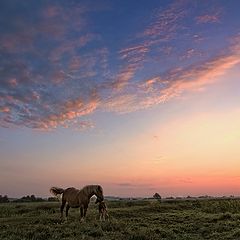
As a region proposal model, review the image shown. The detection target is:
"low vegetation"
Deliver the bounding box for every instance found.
[1,198,240,239]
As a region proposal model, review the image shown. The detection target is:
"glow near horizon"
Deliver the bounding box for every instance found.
[0,0,240,197]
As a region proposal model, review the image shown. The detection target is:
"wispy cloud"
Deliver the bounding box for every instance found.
[104,40,240,113]
[114,182,153,188]
[0,1,105,130]
[143,1,187,41]
[196,14,221,24]
[112,1,187,89]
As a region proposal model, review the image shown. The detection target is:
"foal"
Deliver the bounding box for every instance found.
[98,201,109,221]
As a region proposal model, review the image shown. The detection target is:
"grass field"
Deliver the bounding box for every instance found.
[1,199,240,240]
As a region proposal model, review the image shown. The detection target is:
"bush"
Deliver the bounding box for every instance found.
[13,195,46,203]
[153,193,161,200]
[0,195,9,203]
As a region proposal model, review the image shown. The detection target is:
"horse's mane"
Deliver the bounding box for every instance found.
[80,185,102,197]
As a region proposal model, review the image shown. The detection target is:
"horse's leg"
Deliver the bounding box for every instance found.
[83,206,88,221]
[60,199,66,220]
[106,211,109,221]
[66,204,70,219]
[80,206,84,222]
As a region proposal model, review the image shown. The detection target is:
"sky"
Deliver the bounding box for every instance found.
[0,0,240,198]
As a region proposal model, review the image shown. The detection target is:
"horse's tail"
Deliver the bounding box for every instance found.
[50,187,64,199]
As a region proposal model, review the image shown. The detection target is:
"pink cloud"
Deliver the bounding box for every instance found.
[145,77,159,86]
[0,107,10,113]
[104,40,240,113]
[196,14,220,24]
[143,1,186,41]
[37,95,100,130]
[112,1,188,90]
[112,44,149,90]
[143,49,240,107]
[8,78,18,87]
[112,65,137,90]
[119,45,148,61]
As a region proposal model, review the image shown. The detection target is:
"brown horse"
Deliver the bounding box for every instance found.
[50,185,104,221]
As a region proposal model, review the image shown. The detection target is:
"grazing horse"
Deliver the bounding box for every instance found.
[98,201,109,221]
[50,185,104,221]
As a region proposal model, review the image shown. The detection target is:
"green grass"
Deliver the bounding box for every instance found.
[1,199,240,239]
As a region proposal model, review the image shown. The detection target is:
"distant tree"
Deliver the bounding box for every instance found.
[0,195,9,203]
[153,193,161,200]
[21,195,31,202]
[199,195,211,199]
[48,197,58,202]
[30,195,36,201]
[13,195,45,202]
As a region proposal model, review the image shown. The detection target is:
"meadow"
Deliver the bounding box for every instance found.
[1,198,240,240]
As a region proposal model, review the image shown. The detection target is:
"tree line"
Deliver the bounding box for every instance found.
[0,195,58,203]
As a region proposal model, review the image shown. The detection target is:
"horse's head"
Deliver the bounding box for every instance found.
[94,185,104,203]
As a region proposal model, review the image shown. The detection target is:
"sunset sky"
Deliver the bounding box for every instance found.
[0,0,240,198]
